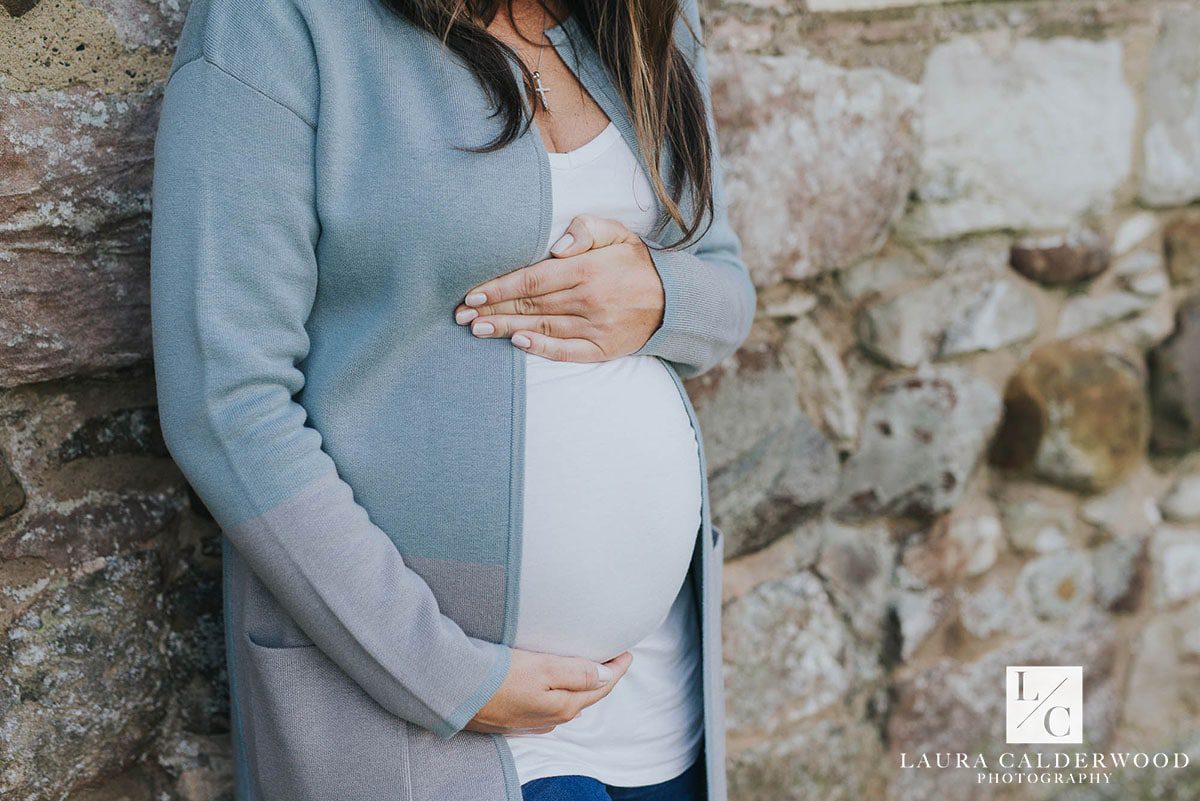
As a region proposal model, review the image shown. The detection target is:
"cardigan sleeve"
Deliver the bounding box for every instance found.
[149,56,511,740]
[631,0,757,380]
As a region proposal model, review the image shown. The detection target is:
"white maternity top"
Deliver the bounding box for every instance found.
[503,121,705,787]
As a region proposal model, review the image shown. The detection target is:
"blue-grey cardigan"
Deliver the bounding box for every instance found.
[149,0,755,799]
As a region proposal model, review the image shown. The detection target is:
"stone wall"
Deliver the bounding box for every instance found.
[2,0,1199,799]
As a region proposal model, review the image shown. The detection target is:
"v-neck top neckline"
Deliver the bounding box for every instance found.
[545,122,620,168]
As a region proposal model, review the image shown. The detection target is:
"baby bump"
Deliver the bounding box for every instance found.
[514,353,703,664]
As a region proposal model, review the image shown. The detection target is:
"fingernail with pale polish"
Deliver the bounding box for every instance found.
[550,233,575,255]
[455,308,478,325]
[512,333,531,348]
[465,292,487,306]
[596,664,613,684]
[472,321,495,337]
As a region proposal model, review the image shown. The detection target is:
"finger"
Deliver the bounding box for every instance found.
[552,652,635,717]
[548,651,634,694]
[503,723,559,735]
[511,330,606,362]
[464,260,582,308]
[601,650,634,679]
[549,214,634,258]
[546,654,620,692]
[466,721,558,736]
[470,315,590,341]
[454,290,579,323]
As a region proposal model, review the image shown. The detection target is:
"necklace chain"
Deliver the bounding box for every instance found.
[525,4,552,112]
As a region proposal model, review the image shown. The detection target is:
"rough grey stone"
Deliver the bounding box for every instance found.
[1120,601,1200,744]
[690,339,840,558]
[1,0,39,16]
[1112,212,1161,257]
[1149,295,1200,454]
[1115,249,1171,297]
[901,513,1003,586]
[0,370,189,565]
[832,366,1003,521]
[888,612,1118,801]
[940,279,1039,358]
[904,34,1136,239]
[1079,482,1162,537]
[727,717,888,801]
[1056,290,1156,339]
[1140,8,1200,206]
[723,571,879,736]
[815,520,894,642]
[997,492,1076,554]
[57,405,168,462]
[1017,549,1094,621]
[1152,525,1200,608]
[1092,534,1147,613]
[946,513,1003,577]
[161,535,230,735]
[0,553,170,799]
[836,244,935,301]
[781,319,859,446]
[65,764,161,801]
[958,580,1034,640]
[892,584,948,661]
[0,452,25,521]
[1161,472,1200,522]
[1110,295,1180,352]
[857,274,1036,367]
[154,732,234,801]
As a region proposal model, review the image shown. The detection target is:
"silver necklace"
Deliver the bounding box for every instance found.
[528,5,551,112]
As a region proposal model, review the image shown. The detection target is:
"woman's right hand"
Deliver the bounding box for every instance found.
[464,648,634,735]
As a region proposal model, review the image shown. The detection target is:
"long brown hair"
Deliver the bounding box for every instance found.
[379,0,714,247]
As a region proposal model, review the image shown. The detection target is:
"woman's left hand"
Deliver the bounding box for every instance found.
[453,215,665,362]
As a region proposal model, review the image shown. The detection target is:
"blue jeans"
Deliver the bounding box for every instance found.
[520,754,706,801]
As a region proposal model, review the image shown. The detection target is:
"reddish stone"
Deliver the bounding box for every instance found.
[990,342,1149,491]
[709,51,920,286]
[1165,211,1200,286]
[0,84,160,388]
[79,0,187,50]
[1010,229,1111,285]
[0,491,185,567]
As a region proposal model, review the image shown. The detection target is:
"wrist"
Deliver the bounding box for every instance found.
[637,235,666,334]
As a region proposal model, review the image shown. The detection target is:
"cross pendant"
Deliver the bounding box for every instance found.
[532,70,551,112]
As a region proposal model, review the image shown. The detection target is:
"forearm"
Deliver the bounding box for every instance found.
[631,0,757,378]
[151,55,510,739]
[634,236,756,379]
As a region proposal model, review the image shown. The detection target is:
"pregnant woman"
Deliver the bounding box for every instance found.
[149,0,754,800]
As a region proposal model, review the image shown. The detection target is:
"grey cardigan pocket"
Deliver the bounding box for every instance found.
[240,630,413,801]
